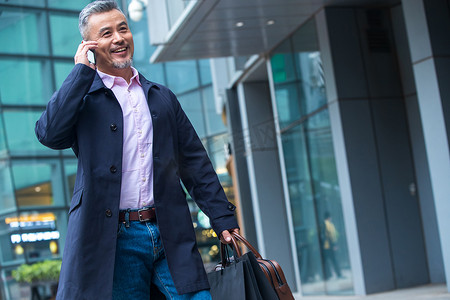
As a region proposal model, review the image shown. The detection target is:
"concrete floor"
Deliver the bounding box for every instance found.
[295,284,450,299]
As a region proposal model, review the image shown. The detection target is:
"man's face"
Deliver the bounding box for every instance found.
[85,9,134,75]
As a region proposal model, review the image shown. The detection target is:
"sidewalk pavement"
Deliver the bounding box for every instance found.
[295,284,450,299]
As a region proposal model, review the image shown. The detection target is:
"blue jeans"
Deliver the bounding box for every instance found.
[112,215,211,299]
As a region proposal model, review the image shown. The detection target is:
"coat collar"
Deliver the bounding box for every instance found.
[87,70,159,94]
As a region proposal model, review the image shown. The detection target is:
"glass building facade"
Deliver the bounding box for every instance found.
[0,0,233,298]
[270,19,352,295]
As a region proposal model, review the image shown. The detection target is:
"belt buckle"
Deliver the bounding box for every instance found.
[138,207,150,222]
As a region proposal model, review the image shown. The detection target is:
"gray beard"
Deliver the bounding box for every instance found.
[112,59,132,69]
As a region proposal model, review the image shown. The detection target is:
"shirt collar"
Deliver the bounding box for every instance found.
[97,67,142,89]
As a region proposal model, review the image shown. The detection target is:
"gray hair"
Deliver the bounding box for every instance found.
[78,0,125,40]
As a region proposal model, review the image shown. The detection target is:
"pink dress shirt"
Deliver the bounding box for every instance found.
[97,68,154,209]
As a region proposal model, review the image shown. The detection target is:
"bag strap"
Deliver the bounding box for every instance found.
[230,232,263,259]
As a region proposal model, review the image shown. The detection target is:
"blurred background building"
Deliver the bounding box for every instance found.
[0,0,449,299]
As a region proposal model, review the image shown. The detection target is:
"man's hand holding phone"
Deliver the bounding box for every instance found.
[75,40,98,70]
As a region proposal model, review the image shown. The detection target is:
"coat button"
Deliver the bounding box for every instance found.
[227,203,236,211]
[110,165,117,173]
[110,123,117,131]
[105,209,112,217]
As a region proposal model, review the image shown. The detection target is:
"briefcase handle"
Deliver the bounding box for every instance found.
[220,232,263,266]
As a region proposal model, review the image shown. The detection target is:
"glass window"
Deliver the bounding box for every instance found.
[274,83,301,130]
[166,60,199,94]
[0,58,53,105]
[0,113,7,155]
[3,110,53,155]
[306,111,352,294]
[294,53,326,115]
[129,12,158,60]
[0,8,48,55]
[0,161,16,213]
[50,13,80,57]
[199,59,212,85]
[134,62,166,86]
[0,212,24,265]
[2,210,67,265]
[202,86,226,136]
[270,39,296,84]
[64,160,77,200]
[281,124,327,295]
[11,159,65,208]
[178,91,205,137]
[271,18,354,295]
[54,61,75,89]
[206,134,227,174]
[0,0,45,7]
[47,0,91,10]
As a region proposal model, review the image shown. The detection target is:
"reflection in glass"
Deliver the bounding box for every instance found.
[3,110,53,155]
[306,111,352,294]
[0,210,67,265]
[11,160,65,208]
[295,52,326,115]
[273,82,301,129]
[282,125,326,294]
[206,133,228,175]
[271,18,353,295]
[271,39,296,84]
[0,9,48,55]
[0,59,52,105]
[0,213,25,265]
[202,86,226,136]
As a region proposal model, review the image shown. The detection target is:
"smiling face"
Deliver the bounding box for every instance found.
[85,9,134,77]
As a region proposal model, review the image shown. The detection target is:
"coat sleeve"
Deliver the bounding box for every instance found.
[170,90,239,235]
[35,64,96,150]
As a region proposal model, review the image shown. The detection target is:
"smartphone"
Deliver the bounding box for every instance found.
[87,49,96,65]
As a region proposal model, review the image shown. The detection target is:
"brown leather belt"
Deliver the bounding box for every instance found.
[119,207,156,223]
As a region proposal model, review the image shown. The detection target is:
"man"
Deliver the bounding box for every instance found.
[35,1,239,299]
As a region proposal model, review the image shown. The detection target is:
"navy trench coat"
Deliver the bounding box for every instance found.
[35,64,239,299]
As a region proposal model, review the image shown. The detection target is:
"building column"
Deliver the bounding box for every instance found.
[403,0,450,291]
[316,6,429,294]
[229,79,297,291]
